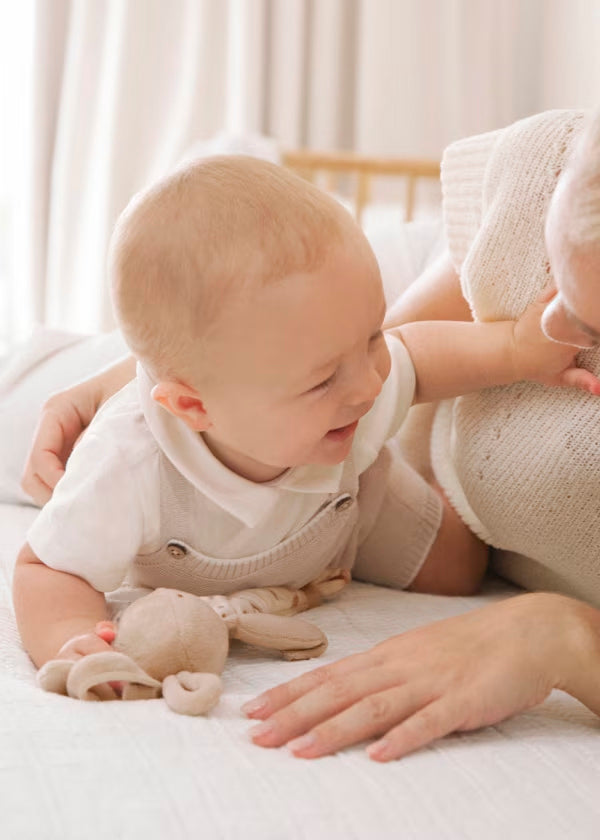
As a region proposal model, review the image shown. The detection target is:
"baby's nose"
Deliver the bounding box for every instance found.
[541,294,596,349]
[349,362,384,407]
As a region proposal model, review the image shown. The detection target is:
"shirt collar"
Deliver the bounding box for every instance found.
[136,364,344,527]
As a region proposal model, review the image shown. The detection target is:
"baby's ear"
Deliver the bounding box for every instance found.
[151,382,212,432]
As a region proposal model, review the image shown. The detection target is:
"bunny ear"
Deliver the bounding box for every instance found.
[233,613,328,660]
[65,652,162,702]
[37,659,75,696]
[162,672,222,716]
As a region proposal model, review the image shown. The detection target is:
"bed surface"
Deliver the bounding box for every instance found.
[2,186,599,838]
[2,503,599,840]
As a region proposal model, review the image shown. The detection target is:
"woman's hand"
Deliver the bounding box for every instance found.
[244,592,600,761]
[21,356,136,505]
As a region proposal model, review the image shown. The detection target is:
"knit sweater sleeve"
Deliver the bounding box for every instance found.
[441,127,504,294]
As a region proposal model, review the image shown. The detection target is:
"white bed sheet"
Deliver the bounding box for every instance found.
[2,503,600,839]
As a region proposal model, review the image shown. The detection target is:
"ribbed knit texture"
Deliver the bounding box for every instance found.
[432,110,600,607]
[128,439,442,596]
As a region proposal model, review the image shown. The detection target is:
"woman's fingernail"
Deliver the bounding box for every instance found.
[287,733,317,755]
[366,739,392,761]
[241,697,268,717]
[248,721,275,741]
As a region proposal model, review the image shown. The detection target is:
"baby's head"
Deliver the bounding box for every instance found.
[110,156,389,481]
[543,109,600,347]
[111,156,353,384]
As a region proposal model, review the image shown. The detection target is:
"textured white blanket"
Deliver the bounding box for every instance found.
[2,503,600,839]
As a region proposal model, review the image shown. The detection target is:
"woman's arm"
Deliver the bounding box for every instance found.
[384,250,472,328]
[21,355,136,505]
[244,592,600,761]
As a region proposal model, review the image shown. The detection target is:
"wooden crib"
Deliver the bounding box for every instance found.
[283,149,440,223]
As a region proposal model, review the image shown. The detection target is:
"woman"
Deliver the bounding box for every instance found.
[21,108,600,762]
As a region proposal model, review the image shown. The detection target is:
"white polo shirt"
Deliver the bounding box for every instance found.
[27,334,415,593]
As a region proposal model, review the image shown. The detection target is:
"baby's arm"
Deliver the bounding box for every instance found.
[13,542,112,668]
[393,292,600,403]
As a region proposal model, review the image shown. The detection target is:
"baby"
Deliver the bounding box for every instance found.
[13,156,598,672]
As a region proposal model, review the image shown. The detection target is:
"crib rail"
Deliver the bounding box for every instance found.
[282,149,440,223]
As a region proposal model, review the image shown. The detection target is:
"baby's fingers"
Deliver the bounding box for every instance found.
[95,620,117,644]
[559,366,600,396]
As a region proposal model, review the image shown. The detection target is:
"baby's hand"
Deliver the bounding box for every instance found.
[56,621,117,660]
[512,291,600,394]
[55,622,121,698]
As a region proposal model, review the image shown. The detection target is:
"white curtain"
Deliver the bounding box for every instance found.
[19,0,232,337]
[12,0,600,339]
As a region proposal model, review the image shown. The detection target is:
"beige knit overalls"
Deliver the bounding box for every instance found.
[126,438,442,596]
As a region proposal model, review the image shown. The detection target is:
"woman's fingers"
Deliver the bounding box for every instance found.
[20,469,54,507]
[33,449,66,489]
[21,421,65,499]
[21,416,68,501]
[251,676,470,762]
[248,662,409,748]
[367,697,462,762]
[21,396,88,502]
[243,594,573,762]
[243,650,377,720]
[285,683,437,759]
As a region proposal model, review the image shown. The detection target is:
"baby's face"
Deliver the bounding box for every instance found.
[198,236,390,482]
[542,172,600,347]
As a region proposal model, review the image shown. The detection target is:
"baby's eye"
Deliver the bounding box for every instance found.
[310,372,336,394]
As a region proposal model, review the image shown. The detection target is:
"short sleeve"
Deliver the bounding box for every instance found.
[353,333,416,475]
[26,432,154,592]
[441,127,504,280]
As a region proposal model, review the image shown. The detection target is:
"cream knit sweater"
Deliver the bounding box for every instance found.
[431,109,600,607]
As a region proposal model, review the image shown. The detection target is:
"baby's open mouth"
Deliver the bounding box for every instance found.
[325,419,359,442]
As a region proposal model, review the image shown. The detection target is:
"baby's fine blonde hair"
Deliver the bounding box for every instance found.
[110,155,356,385]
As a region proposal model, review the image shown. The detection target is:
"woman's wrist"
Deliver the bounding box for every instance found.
[493,591,600,716]
[517,591,600,716]
[94,355,136,404]
[552,594,600,715]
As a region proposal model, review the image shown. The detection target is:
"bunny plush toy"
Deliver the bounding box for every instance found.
[37,569,349,714]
